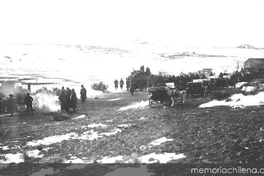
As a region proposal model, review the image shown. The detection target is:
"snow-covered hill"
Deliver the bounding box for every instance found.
[0,42,264,87]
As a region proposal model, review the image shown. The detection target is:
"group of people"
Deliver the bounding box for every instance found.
[0,93,35,116]
[0,84,88,116]
[114,78,124,90]
[58,85,87,113]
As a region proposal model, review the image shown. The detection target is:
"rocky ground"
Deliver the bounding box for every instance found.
[1,90,264,176]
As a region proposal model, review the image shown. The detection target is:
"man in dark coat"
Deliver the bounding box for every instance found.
[80,85,87,103]
[126,78,130,91]
[66,87,71,112]
[70,89,78,113]
[130,80,134,96]
[24,93,34,115]
[59,91,68,111]
[114,79,118,90]
[120,78,124,90]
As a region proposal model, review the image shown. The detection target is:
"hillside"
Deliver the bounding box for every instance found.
[237,44,264,50]
[0,42,264,85]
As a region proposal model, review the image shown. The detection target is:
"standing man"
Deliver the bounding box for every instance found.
[70,89,78,113]
[66,87,71,112]
[114,79,118,90]
[59,90,68,111]
[130,80,135,96]
[120,78,124,90]
[126,78,130,91]
[24,93,34,115]
[80,85,87,103]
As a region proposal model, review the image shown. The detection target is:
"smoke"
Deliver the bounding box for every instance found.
[33,93,60,112]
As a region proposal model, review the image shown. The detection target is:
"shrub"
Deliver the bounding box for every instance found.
[210,88,242,100]
[91,82,108,92]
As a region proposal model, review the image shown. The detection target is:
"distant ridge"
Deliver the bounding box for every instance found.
[236,44,264,50]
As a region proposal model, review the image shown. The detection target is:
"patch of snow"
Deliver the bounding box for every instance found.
[119,100,149,111]
[88,123,108,128]
[117,124,132,128]
[139,117,148,120]
[100,129,122,136]
[0,153,25,163]
[26,132,78,146]
[139,153,186,163]
[149,137,174,146]
[26,149,44,158]
[0,145,21,150]
[0,146,10,150]
[26,128,123,146]
[42,147,52,152]
[106,119,113,122]
[241,86,256,92]
[72,115,86,120]
[98,152,186,164]
[108,98,123,101]
[199,92,264,108]
[77,129,101,140]
[235,82,248,88]
[99,156,124,163]
[29,167,54,176]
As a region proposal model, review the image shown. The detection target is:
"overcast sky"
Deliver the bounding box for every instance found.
[1,0,264,47]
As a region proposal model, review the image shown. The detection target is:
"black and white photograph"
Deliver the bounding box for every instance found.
[1,0,264,175]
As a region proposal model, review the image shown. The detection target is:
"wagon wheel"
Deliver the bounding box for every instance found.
[181,92,187,104]
[164,97,173,107]
[149,99,155,108]
[33,100,39,109]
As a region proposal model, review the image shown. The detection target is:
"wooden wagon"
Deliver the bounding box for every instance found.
[147,83,186,108]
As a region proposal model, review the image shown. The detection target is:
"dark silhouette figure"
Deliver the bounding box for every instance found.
[70,89,78,112]
[120,79,124,90]
[130,80,135,96]
[114,79,118,90]
[66,87,71,112]
[80,85,87,103]
[126,78,130,91]
[59,91,68,111]
[24,93,34,115]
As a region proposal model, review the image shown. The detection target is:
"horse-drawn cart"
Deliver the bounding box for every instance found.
[147,83,186,108]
